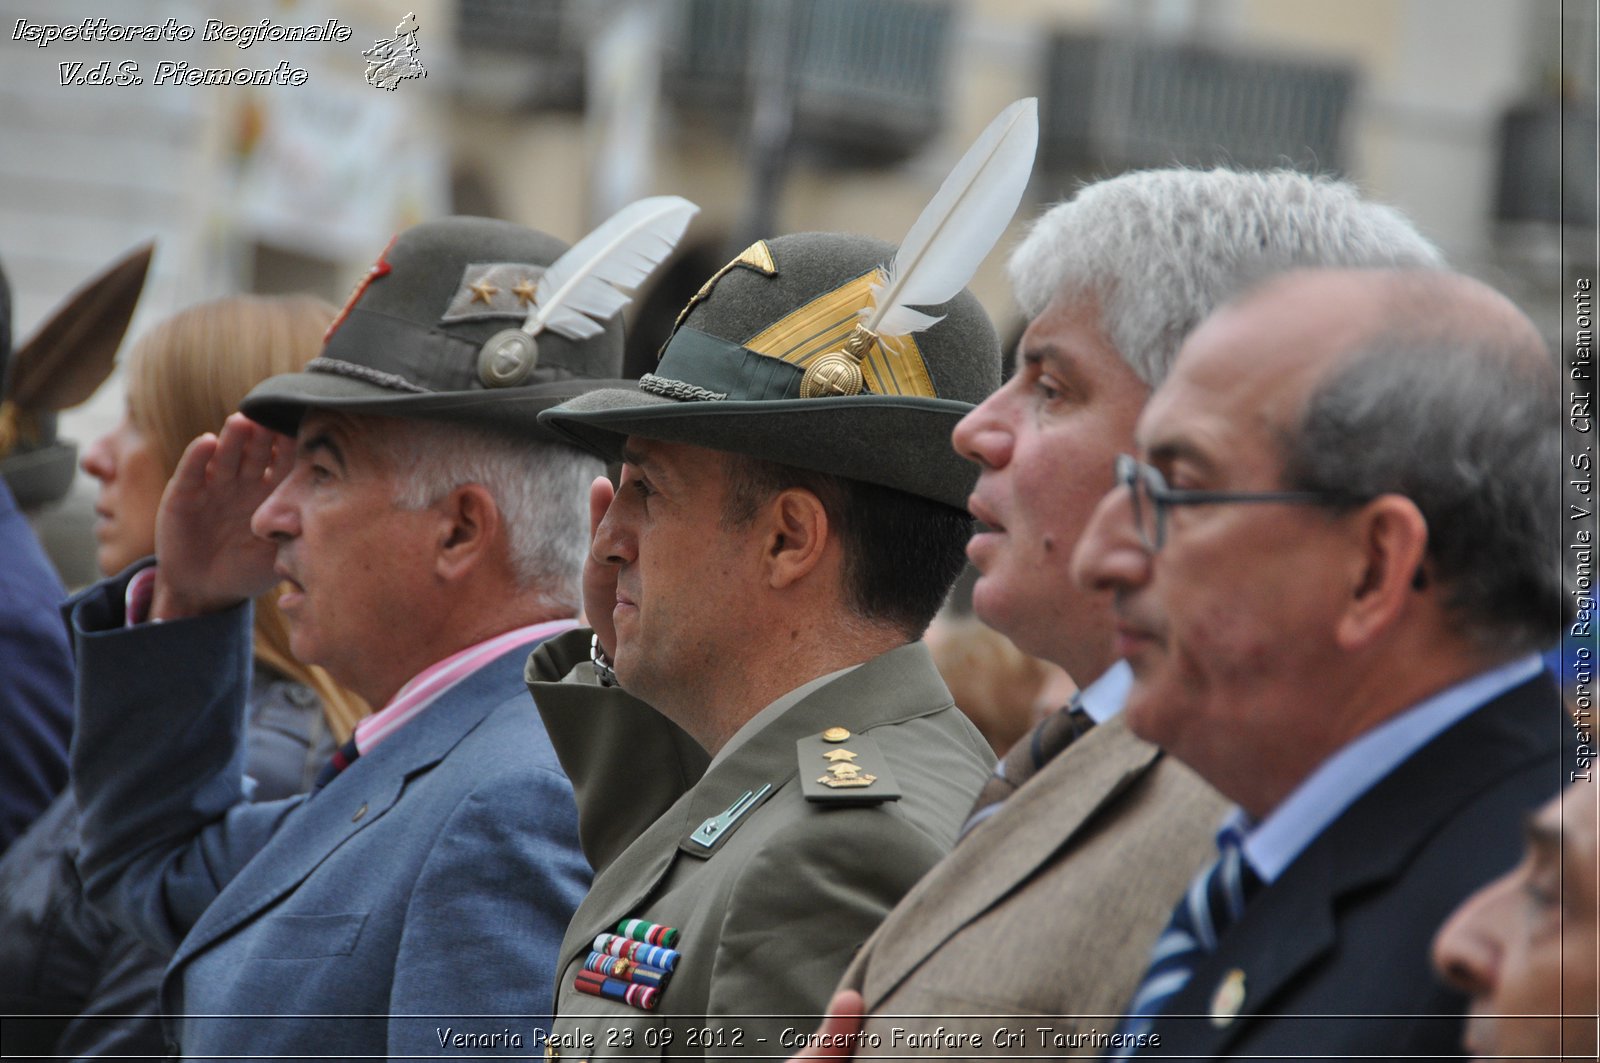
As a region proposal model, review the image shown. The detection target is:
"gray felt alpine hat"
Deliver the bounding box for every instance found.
[537,233,1000,511]
[241,216,628,442]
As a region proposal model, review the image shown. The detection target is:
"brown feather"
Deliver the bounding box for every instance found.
[9,241,153,411]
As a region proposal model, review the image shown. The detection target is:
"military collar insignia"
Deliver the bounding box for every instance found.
[688,783,773,850]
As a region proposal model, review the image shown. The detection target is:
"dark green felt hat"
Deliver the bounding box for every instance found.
[241,216,628,441]
[537,232,1000,510]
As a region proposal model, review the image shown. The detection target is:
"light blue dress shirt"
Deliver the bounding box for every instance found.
[1235,654,1545,883]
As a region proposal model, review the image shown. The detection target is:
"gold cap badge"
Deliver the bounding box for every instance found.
[799,324,876,398]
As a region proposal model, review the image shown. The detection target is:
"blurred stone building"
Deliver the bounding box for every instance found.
[0,0,1593,584]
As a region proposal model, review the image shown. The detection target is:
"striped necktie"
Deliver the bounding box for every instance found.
[959,692,1093,838]
[313,736,361,791]
[1110,823,1262,1055]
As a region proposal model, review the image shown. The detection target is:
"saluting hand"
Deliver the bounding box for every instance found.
[151,414,290,620]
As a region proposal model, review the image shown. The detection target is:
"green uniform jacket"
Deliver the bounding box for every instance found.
[526,632,994,1060]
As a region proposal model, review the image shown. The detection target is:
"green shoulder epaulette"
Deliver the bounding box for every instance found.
[797,727,902,805]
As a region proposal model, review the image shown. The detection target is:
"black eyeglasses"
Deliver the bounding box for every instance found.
[1114,454,1359,551]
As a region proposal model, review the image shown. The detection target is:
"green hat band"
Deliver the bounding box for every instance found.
[638,327,809,404]
[318,308,592,394]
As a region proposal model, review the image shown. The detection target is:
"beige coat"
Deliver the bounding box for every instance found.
[838,716,1228,1058]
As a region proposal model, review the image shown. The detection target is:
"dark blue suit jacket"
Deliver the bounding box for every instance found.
[0,478,72,856]
[69,572,591,1059]
[1137,673,1569,1060]
[0,664,331,1062]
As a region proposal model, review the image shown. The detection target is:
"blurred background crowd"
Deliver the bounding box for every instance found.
[1,0,1594,600]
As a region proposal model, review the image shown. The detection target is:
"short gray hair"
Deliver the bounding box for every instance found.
[1009,168,1445,385]
[1281,300,1563,655]
[381,420,600,613]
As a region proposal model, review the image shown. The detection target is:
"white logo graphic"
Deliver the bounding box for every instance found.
[363,12,425,91]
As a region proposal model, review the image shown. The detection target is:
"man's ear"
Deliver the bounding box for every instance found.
[435,483,501,580]
[764,488,831,591]
[1336,494,1430,650]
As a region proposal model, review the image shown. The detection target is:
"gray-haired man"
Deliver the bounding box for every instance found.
[66,213,687,1059]
[1074,266,1567,1056]
[798,169,1446,1056]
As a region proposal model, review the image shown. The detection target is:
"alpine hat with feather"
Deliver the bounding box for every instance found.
[538,99,1038,511]
[1,242,153,507]
[241,201,696,442]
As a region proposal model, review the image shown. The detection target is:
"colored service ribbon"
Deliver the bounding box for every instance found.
[616,918,679,948]
[592,932,681,971]
[575,969,659,1011]
[583,951,671,988]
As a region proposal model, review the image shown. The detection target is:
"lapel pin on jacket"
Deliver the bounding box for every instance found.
[1210,967,1248,1028]
[689,783,773,849]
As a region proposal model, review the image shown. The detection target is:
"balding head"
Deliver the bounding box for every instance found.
[1217,267,1545,371]
[1253,269,1563,656]
[1176,270,1562,660]
[1072,267,1561,815]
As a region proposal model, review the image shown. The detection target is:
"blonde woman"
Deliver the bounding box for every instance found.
[0,296,366,1060]
[82,295,365,752]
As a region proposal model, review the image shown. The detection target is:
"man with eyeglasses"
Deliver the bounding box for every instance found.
[1073,267,1570,1058]
[788,169,1446,1056]
[1111,453,1367,551]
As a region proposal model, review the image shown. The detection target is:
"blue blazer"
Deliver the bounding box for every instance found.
[0,478,73,856]
[1137,673,1569,1059]
[68,573,591,1059]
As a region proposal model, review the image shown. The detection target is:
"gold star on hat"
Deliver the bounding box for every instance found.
[470,279,499,305]
[512,278,538,306]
